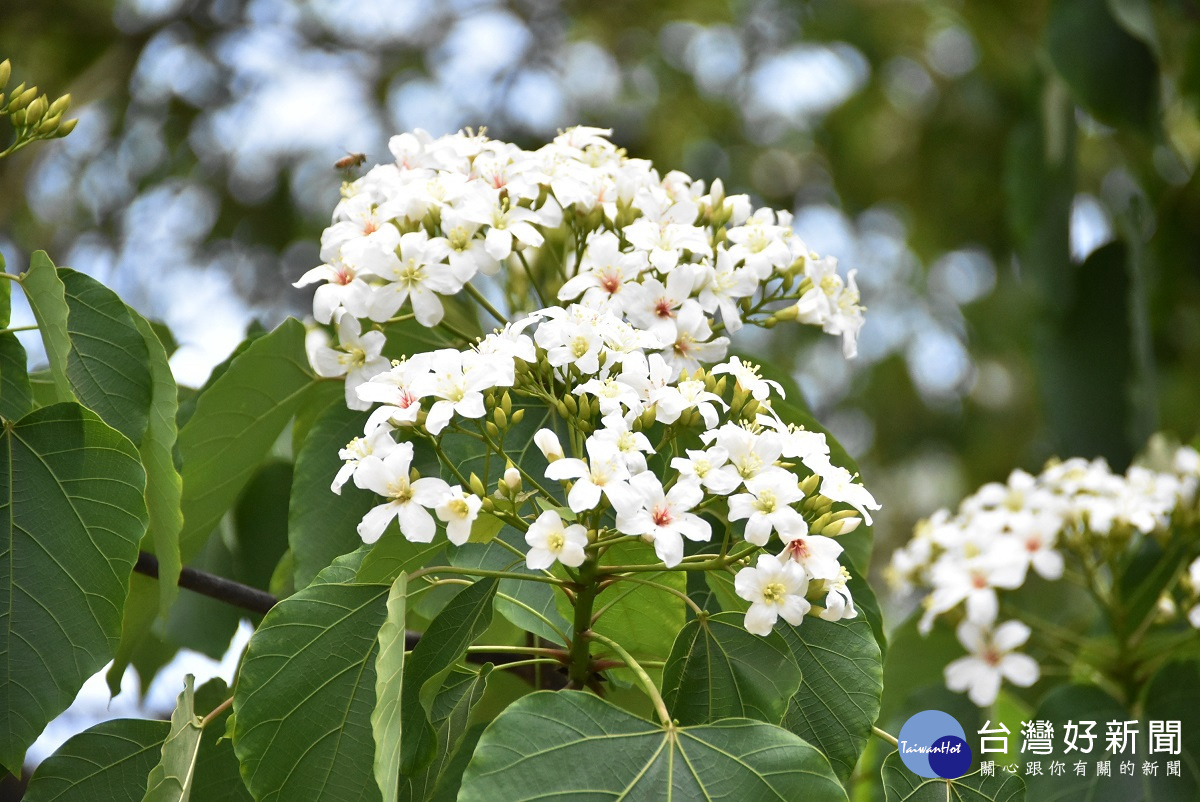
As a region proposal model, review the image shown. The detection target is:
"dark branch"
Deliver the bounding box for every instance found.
[132,551,560,671]
[135,551,278,616]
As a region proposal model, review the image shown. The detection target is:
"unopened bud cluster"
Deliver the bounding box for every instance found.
[0,60,77,158]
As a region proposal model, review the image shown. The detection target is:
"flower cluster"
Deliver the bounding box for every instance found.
[298,126,877,640]
[299,126,865,409]
[889,443,1200,706]
[328,301,877,636]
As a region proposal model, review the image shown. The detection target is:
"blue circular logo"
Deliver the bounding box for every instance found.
[897,710,972,778]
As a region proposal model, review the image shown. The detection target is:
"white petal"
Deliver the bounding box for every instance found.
[358,503,397,544]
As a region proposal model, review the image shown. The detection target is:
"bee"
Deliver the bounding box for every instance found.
[335,151,367,170]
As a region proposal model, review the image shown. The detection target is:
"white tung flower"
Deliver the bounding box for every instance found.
[944,620,1039,707]
[353,443,451,543]
[615,472,711,568]
[434,485,483,546]
[311,313,389,411]
[728,471,807,546]
[525,510,588,570]
[368,231,461,327]
[543,438,637,514]
[735,553,811,636]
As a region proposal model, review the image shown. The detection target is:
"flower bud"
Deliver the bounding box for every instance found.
[55,118,77,137]
[10,85,38,112]
[534,428,563,461]
[37,113,62,134]
[511,408,525,425]
[823,513,861,536]
[23,95,47,125]
[469,472,487,497]
[493,407,508,429]
[773,304,799,322]
[503,466,522,492]
[0,60,10,90]
[486,421,500,438]
[47,93,70,118]
[500,391,512,417]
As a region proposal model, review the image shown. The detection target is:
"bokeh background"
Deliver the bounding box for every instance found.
[3,0,1199,778]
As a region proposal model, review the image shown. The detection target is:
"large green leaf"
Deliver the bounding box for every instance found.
[778,616,883,780]
[188,682,252,802]
[232,576,390,802]
[451,526,573,646]
[586,539,686,674]
[881,750,1025,801]
[1023,679,1197,801]
[143,674,205,802]
[0,403,148,773]
[20,251,72,402]
[662,611,802,726]
[289,400,376,588]
[23,719,170,802]
[400,666,490,802]
[1142,659,1200,798]
[458,690,848,801]
[177,318,315,562]
[400,577,498,774]
[1047,0,1159,134]
[59,268,152,444]
[0,331,33,421]
[372,574,409,802]
[132,311,183,620]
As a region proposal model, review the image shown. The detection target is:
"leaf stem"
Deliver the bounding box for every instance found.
[587,629,672,727]
[201,696,234,728]
[872,726,899,747]
[464,282,509,325]
[408,565,564,585]
[0,324,37,334]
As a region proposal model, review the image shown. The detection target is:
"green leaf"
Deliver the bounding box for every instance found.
[289,400,377,588]
[400,577,498,774]
[143,674,205,802]
[1047,0,1160,134]
[881,750,1025,801]
[23,719,170,802]
[451,526,573,645]
[1142,659,1200,797]
[0,332,33,420]
[59,268,152,444]
[21,251,73,402]
[189,681,252,802]
[356,527,444,585]
[0,262,9,327]
[177,318,314,562]
[662,611,802,726]
[132,311,184,621]
[1021,684,1138,801]
[0,403,148,773]
[778,616,883,781]
[458,690,848,801]
[233,576,390,802]
[400,666,490,802]
[372,574,409,802]
[588,539,686,675]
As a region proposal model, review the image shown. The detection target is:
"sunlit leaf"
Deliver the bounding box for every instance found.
[459,691,848,801]
[0,403,148,773]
